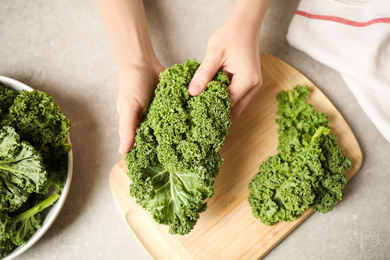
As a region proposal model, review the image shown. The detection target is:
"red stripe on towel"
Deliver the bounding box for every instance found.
[296,10,390,27]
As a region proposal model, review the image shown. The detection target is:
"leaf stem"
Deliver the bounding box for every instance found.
[288,90,295,102]
[310,126,325,145]
[14,194,60,222]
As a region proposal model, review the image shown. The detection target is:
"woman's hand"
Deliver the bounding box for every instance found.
[188,0,271,119]
[96,0,163,154]
[117,60,164,154]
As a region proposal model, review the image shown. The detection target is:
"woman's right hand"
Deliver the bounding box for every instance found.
[96,0,162,154]
[117,60,165,154]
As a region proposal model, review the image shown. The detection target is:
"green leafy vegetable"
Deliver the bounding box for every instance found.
[0,126,48,212]
[0,83,71,258]
[0,194,59,257]
[248,85,351,226]
[125,60,231,235]
[1,87,71,192]
[0,84,18,122]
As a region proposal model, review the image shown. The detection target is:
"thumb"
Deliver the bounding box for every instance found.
[118,102,140,155]
[188,57,221,96]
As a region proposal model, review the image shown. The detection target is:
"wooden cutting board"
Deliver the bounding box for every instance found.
[109,54,363,259]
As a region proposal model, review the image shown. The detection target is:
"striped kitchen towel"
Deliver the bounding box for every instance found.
[287,0,390,142]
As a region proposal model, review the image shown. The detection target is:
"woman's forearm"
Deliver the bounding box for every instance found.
[227,0,272,33]
[95,0,157,71]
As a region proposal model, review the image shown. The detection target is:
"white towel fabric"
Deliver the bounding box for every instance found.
[287,0,390,142]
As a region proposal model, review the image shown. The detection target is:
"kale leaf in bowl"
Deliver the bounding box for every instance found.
[0,76,72,259]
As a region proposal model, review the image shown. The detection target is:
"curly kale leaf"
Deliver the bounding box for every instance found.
[0,194,59,258]
[125,60,231,235]
[313,133,350,213]
[0,127,48,212]
[0,84,69,256]
[2,90,71,192]
[248,85,350,226]
[248,128,327,226]
[321,134,352,175]
[0,85,18,122]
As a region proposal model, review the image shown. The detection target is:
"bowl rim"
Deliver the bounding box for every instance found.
[0,75,73,260]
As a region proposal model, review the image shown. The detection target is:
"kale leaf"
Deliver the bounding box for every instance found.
[0,194,59,257]
[1,89,71,192]
[125,60,231,235]
[0,126,47,212]
[0,84,18,122]
[248,85,351,226]
[0,83,70,258]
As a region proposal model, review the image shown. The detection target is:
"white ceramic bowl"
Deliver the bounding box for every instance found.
[0,75,73,260]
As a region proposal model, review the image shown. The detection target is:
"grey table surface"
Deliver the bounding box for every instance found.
[1,0,389,259]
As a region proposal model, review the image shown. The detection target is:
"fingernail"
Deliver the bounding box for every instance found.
[188,82,201,96]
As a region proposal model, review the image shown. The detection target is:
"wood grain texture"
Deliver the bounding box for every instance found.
[109,54,363,260]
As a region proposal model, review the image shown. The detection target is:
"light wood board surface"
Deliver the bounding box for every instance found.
[109,54,363,259]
